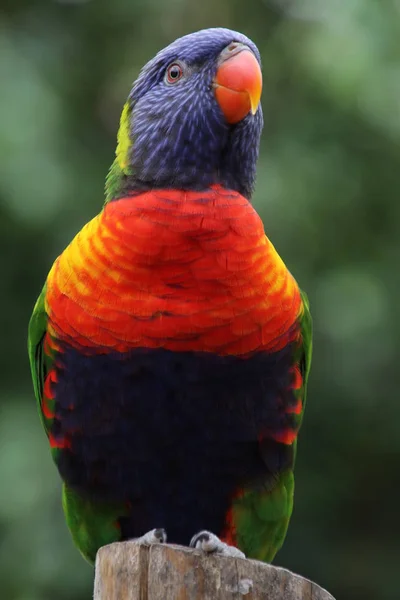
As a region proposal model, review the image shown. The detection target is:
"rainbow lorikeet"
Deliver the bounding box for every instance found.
[28,28,312,565]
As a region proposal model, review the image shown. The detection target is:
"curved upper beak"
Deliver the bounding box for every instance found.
[214,44,262,124]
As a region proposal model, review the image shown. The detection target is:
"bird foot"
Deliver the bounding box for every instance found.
[133,528,167,545]
[190,530,245,558]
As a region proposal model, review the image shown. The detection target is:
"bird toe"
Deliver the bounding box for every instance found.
[190,530,245,558]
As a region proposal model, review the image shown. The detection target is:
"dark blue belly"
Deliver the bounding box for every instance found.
[51,345,296,544]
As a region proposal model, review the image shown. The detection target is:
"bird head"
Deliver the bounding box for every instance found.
[106,28,263,202]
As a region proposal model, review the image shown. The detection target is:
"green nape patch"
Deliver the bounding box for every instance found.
[105,102,133,203]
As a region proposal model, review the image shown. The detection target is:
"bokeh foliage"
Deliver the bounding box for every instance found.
[1,1,399,599]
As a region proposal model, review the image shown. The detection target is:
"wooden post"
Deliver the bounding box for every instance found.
[94,542,335,599]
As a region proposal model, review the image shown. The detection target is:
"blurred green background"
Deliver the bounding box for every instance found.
[1,0,399,599]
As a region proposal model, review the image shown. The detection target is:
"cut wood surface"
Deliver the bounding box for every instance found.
[94,542,335,599]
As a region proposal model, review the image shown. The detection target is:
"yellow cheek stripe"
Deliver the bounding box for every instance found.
[116,102,132,173]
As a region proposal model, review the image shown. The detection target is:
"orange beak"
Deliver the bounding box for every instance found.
[214,46,262,124]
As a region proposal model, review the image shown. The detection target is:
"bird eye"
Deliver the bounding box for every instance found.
[165,63,183,84]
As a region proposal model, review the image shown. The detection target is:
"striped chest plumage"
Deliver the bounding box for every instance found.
[45,186,301,355]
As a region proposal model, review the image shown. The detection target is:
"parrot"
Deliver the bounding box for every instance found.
[28,27,312,566]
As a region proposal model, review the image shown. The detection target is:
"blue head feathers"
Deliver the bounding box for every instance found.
[107,28,263,201]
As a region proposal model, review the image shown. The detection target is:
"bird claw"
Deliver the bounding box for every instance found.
[190,530,245,558]
[133,528,167,545]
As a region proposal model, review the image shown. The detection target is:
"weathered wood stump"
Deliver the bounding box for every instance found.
[94,542,335,599]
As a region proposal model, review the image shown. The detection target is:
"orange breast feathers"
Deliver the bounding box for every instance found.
[45,186,302,356]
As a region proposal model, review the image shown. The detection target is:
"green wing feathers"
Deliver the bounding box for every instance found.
[232,289,312,562]
[28,283,61,439]
[28,284,52,434]
[299,289,313,411]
